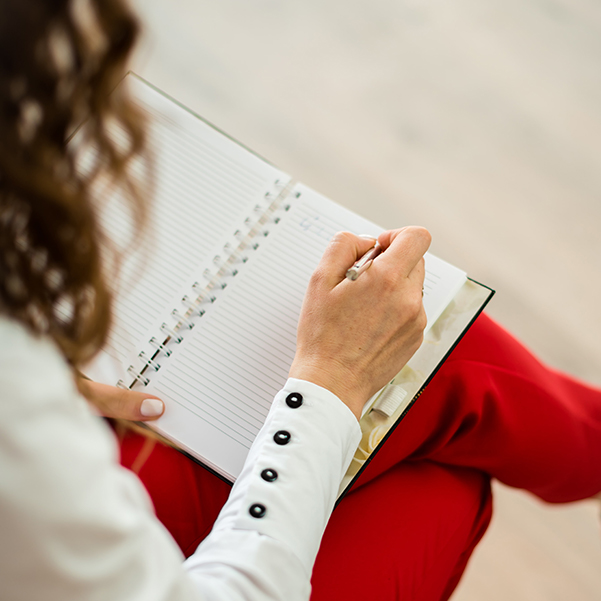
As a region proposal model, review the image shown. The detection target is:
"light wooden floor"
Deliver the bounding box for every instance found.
[131,0,601,598]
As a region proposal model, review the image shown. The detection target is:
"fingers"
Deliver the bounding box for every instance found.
[78,378,165,421]
[312,232,378,288]
[290,226,431,418]
[376,227,431,278]
[311,227,429,290]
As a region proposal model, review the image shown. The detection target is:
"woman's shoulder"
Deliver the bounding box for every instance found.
[0,315,78,414]
[0,315,121,488]
[0,314,67,360]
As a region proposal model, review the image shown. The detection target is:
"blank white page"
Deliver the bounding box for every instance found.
[80,74,290,383]
[144,184,466,480]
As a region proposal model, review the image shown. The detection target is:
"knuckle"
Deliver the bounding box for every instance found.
[408,225,432,243]
[309,267,327,288]
[406,226,432,250]
[330,230,353,246]
[416,308,428,332]
[404,291,424,320]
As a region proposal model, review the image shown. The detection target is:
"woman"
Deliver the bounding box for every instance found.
[1,1,600,600]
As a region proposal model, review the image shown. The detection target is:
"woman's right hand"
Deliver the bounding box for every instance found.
[289,226,431,420]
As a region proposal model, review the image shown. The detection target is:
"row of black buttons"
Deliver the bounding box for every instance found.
[248,392,304,519]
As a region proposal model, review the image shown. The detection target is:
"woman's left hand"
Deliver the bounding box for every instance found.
[78,378,165,421]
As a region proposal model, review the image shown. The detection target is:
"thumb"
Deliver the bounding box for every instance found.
[316,232,378,287]
[78,378,165,421]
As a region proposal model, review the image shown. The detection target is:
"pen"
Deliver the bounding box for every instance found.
[345,242,382,281]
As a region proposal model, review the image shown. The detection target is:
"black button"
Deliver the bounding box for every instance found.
[273,430,291,445]
[285,392,303,408]
[261,468,278,482]
[249,503,266,518]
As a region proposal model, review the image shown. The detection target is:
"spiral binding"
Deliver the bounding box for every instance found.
[149,336,172,356]
[121,177,295,390]
[160,322,184,343]
[139,351,161,371]
[181,295,206,316]
[171,309,194,329]
[127,365,150,386]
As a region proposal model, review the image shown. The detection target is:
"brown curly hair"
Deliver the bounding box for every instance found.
[0,0,147,367]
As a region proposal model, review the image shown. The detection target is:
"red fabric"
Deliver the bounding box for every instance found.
[311,463,491,601]
[119,314,601,600]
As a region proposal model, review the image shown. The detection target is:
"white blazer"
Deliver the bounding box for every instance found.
[0,317,361,601]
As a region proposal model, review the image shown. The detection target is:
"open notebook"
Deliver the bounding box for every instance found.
[80,73,493,497]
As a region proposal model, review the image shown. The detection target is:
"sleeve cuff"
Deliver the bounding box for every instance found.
[190,378,361,579]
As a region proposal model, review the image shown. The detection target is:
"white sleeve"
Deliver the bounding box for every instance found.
[0,320,361,601]
[184,379,362,601]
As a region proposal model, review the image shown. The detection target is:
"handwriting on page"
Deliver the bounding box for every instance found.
[298,216,333,242]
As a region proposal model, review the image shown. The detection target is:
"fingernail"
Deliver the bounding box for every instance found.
[140,397,164,417]
[358,234,377,240]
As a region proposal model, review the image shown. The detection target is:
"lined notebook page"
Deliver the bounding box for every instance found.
[145,185,466,480]
[81,75,289,383]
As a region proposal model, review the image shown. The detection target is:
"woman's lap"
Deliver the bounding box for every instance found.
[120,434,232,557]
[120,435,492,600]
[311,462,491,601]
[350,313,601,502]
[119,313,601,597]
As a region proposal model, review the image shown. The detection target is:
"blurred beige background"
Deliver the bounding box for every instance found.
[130,1,601,598]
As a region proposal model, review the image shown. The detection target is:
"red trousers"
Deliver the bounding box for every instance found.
[119,314,601,600]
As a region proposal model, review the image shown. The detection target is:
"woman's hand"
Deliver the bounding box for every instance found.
[77,378,165,421]
[289,226,431,420]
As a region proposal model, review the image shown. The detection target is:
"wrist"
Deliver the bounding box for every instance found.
[288,360,368,420]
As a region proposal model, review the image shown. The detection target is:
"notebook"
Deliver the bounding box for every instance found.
[80,73,494,497]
